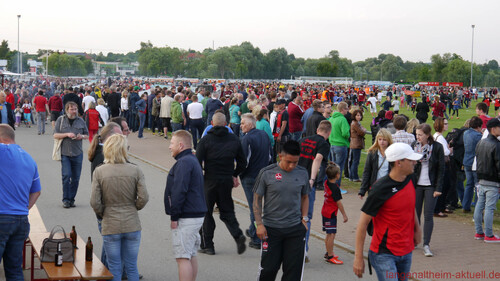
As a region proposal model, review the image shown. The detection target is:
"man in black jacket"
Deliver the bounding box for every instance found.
[305,99,326,137]
[196,112,248,255]
[62,88,84,116]
[473,118,500,242]
[0,91,15,129]
[106,86,121,118]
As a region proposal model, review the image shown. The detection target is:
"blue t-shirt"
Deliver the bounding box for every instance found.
[0,102,8,124]
[0,144,42,215]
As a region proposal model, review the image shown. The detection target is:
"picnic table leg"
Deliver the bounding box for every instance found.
[31,245,35,281]
[23,240,26,269]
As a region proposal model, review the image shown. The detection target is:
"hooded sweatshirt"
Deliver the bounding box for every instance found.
[328,112,350,147]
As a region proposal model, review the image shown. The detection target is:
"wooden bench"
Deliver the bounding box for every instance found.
[26,205,113,281]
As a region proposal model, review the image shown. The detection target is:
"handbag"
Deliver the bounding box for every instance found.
[52,116,65,161]
[40,225,74,262]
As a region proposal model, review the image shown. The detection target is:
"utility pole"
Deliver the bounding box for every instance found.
[17,15,21,73]
[470,24,475,89]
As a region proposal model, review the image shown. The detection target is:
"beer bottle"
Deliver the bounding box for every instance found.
[85,237,93,262]
[70,226,77,249]
[55,242,63,266]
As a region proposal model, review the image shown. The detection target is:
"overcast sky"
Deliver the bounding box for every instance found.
[1,0,499,64]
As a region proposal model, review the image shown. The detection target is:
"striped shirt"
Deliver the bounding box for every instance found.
[392,130,416,146]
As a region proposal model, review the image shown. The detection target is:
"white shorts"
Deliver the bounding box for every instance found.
[370,106,377,113]
[171,217,204,259]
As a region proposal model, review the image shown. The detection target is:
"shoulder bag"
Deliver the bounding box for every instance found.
[40,225,74,262]
[52,117,64,161]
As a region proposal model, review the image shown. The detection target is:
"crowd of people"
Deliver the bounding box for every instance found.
[1,77,499,281]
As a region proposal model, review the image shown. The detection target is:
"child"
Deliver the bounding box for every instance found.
[322,162,348,265]
[411,98,417,114]
[452,98,460,119]
[14,104,22,127]
[22,99,32,128]
[83,102,104,143]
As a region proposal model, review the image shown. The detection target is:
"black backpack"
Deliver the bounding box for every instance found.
[446,127,466,168]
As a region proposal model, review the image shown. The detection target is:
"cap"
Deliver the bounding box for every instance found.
[385,143,423,162]
[134,86,140,91]
[486,118,500,130]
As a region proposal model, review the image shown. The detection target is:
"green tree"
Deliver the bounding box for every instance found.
[0,40,10,59]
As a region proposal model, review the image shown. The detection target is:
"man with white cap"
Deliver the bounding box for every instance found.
[353,143,422,281]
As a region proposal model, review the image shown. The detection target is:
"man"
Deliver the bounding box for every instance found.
[287,93,304,141]
[48,90,63,130]
[82,90,96,112]
[476,102,491,130]
[272,99,290,154]
[160,90,174,139]
[205,90,223,126]
[328,102,350,191]
[473,118,500,242]
[353,143,422,281]
[33,90,50,135]
[0,91,15,129]
[367,93,378,117]
[165,130,207,281]
[253,140,309,281]
[196,112,247,255]
[128,86,141,132]
[187,95,204,149]
[304,100,325,137]
[62,87,84,116]
[240,113,271,249]
[171,94,184,132]
[109,116,130,137]
[106,86,121,118]
[298,120,331,261]
[322,101,332,119]
[392,115,415,145]
[0,124,41,280]
[462,116,483,212]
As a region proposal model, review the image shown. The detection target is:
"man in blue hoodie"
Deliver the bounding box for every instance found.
[165,130,207,281]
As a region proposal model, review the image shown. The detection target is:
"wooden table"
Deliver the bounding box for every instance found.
[28,232,113,281]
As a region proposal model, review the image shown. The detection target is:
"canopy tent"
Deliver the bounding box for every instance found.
[0,70,22,87]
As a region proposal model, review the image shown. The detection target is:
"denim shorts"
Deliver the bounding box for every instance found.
[171,217,204,259]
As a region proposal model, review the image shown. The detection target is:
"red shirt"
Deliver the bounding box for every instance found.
[358,91,366,102]
[321,181,342,218]
[33,96,48,112]
[287,101,304,133]
[48,95,63,112]
[479,114,491,129]
[6,94,15,109]
[431,102,445,117]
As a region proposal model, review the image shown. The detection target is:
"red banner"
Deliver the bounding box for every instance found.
[30,67,36,73]
[418,82,439,87]
[443,82,463,87]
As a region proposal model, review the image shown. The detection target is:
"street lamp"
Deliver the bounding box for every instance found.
[17,15,21,74]
[470,24,475,89]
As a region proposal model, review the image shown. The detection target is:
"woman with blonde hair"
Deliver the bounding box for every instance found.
[91,134,149,281]
[358,128,393,198]
[406,118,420,138]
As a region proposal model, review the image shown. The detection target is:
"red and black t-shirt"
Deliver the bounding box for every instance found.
[298,134,330,177]
[361,174,416,257]
[322,181,342,218]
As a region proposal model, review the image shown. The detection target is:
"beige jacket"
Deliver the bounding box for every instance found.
[90,163,149,235]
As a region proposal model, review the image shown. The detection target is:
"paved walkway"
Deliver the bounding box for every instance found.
[127,130,499,281]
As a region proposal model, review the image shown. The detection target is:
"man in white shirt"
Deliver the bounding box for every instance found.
[160,90,174,140]
[367,94,378,117]
[82,91,96,112]
[187,95,204,149]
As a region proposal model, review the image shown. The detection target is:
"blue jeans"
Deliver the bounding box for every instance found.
[290,131,302,141]
[129,111,138,132]
[61,153,83,204]
[241,177,260,244]
[138,112,146,138]
[330,145,347,185]
[369,250,412,281]
[190,119,205,149]
[474,184,500,237]
[463,165,478,211]
[305,186,316,252]
[0,215,30,281]
[171,122,182,132]
[103,231,141,281]
[349,148,361,180]
[37,111,46,134]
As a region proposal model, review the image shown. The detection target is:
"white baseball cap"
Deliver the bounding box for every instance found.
[385,143,423,162]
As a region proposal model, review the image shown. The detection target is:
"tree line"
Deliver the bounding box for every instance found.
[1,39,499,86]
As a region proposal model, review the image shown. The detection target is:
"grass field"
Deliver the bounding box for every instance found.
[342,98,500,231]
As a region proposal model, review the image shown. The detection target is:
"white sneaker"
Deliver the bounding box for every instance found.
[423,245,433,257]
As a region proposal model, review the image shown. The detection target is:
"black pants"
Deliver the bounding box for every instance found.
[200,178,243,249]
[258,223,306,281]
[190,118,204,149]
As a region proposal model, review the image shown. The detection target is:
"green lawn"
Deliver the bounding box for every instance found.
[343,98,500,231]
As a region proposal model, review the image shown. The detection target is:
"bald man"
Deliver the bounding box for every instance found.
[0,91,15,129]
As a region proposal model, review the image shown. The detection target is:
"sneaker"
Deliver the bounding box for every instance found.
[198,248,215,255]
[326,256,343,264]
[324,252,339,260]
[249,241,261,249]
[474,233,485,240]
[70,202,76,208]
[63,202,71,208]
[423,245,433,257]
[340,189,348,195]
[164,136,168,140]
[352,179,361,182]
[236,235,246,254]
[484,235,500,243]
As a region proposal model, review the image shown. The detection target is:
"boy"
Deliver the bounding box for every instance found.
[322,162,348,264]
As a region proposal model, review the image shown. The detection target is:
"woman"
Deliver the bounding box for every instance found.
[349,109,366,182]
[433,117,452,217]
[358,128,393,198]
[229,98,241,136]
[256,108,274,148]
[53,101,88,208]
[135,93,147,139]
[120,90,129,120]
[83,102,104,143]
[406,118,420,138]
[412,123,445,257]
[90,134,149,281]
[416,97,430,124]
[96,98,109,127]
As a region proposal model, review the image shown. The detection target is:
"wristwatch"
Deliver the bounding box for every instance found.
[302,216,310,223]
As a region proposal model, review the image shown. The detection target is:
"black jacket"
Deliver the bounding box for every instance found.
[305,111,326,137]
[415,102,429,121]
[62,93,84,116]
[196,126,247,180]
[0,102,15,129]
[359,150,392,196]
[107,92,121,117]
[412,141,445,192]
[475,134,500,183]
